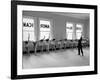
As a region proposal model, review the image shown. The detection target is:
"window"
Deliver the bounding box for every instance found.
[76,24,83,39]
[23,17,35,41]
[66,22,73,40]
[39,19,51,40]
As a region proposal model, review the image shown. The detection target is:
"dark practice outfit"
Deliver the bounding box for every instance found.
[78,37,84,56]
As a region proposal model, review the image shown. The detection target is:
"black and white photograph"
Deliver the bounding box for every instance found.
[22,11,90,69]
[11,1,97,79]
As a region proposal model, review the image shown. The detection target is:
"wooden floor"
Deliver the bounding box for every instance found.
[22,48,90,69]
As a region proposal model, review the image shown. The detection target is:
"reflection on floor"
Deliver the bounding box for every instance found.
[22,48,90,69]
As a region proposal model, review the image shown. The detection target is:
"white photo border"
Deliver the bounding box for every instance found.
[17,5,95,75]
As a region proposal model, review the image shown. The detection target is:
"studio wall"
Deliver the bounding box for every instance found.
[23,11,89,41]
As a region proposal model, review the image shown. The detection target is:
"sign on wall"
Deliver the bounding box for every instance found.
[40,20,50,31]
[23,17,34,31]
[22,17,35,41]
[39,20,51,40]
[76,24,83,32]
[66,23,73,32]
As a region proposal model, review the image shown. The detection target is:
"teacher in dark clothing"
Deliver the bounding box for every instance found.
[78,36,84,56]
